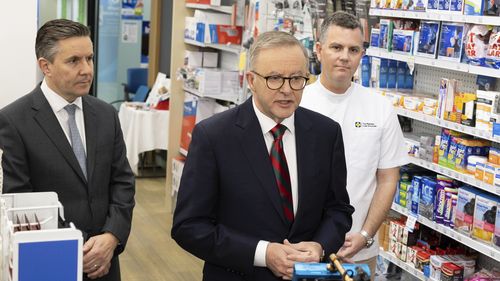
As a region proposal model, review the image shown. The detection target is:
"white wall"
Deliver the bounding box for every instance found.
[0,1,39,109]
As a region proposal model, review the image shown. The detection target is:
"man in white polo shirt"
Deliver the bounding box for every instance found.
[301,11,408,277]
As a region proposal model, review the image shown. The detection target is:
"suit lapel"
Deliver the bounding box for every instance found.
[31,89,88,184]
[235,99,289,226]
[82,97,97,184]
[290,108,316,235]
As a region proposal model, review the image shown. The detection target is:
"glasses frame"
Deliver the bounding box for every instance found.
[251,71,310,91]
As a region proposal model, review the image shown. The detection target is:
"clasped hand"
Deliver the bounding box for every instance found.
[266,239,323,280]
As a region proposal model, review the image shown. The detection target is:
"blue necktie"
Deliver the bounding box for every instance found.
[64,104,87,179]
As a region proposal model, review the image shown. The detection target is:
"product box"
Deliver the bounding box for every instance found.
[428,0,439,10]
[379,19,394,51]
[371,28,381,48]
[180,94,219,153]
[472,192,500,243]
[464,0,484,15]
[438,23,465,62]
[417,21,441,58]
[419,177,438,220]
[379,58,389,88]
[406,0,428,9]
[450,0,465,12]
[209,25,243,45]
[185,50,203,68]
[387,60,398,89]
[493,203,500,249]
[438,0,451,12]
[203,52,218,68]
[455,186,480,236]
[186,0,221,4]
[184,17,197,40]
[392,30,415,54]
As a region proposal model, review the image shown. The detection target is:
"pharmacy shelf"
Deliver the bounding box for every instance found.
[186,3,233,14]
[395,107,500,142]
[183,86,239,103]
[184,39,241,54]
[369,9,500,25]
[407,156,500,196]
[391,203,500,262]
[468,65,500,78]
[366,48,470,73]
[379,250,427,281]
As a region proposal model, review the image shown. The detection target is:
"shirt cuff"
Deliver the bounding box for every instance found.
[253,240,269,267]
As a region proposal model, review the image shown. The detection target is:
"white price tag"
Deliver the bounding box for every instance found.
[406,215,417,232]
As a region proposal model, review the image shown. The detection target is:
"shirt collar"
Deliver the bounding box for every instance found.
[317,77,354,98]
[41,78,83,113]
[252,97,295,136]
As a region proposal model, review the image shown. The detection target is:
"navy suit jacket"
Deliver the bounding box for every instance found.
[0,86,135,281]
[172,98,354,281]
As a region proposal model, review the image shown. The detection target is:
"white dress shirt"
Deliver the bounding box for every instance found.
[41,79,87,154]
[251,98,298,267]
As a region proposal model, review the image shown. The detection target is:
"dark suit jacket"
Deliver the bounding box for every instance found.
[172,98,354,281]
[0,86,135,281]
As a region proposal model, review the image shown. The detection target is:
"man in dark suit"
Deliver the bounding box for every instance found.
[0,19,135,281]
[171,31,354,281]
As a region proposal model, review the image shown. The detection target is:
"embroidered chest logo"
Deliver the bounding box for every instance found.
[354,121,377,128]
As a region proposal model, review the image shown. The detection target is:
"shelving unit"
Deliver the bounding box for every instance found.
[406,155,500,196]
[394,107,500,142]
[366,48,500,78]
[378,250,427,281]
[183,86,239,103]
[167,1,249,202]
[184,39,242,54]
[369,9,500,25]
[391,203,500,261]
[185,3,233,14]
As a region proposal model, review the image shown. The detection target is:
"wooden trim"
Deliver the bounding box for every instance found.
[148,0,161,87]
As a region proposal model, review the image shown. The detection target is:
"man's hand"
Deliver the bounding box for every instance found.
[284,239,323,263]
[83,232,119,279]
[337,232,366,262]
[266,242,303,280]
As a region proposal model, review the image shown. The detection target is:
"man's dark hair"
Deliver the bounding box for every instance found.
[318,11,363,43]
[35,19,91,62]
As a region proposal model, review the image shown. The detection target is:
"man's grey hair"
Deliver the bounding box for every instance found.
[318,11,364,44]
[248,31,309,71]
[36,19,91,62]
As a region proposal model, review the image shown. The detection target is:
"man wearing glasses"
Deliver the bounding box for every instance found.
[172,31,354,281]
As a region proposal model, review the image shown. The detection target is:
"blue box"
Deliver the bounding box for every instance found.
[438,23,465,62]
[417,21,440,58]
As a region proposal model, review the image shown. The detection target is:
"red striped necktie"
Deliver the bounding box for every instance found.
[269,124,294,224]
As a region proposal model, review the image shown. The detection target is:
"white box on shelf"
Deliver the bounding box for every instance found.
[185,50,203,68]
[203,52,219,68]
[184,17,197,40]
[194,10,231,43]
[195,68,222,95]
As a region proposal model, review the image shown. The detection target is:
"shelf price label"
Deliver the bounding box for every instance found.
[405,215,418,232]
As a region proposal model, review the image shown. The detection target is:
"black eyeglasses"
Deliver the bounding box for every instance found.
[251,71,309,90]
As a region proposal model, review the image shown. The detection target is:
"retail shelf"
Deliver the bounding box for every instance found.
[465,15,500,26]
[186,3,233,14]
[369,9,475,23]
[394,107,500,142]
[407,155,500,196]
[391,203,500,262]
[183,86,239,103]
[367,48,470,73]
[468,65,500,78]
[379,250,427,281]
[184,39,241,54]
